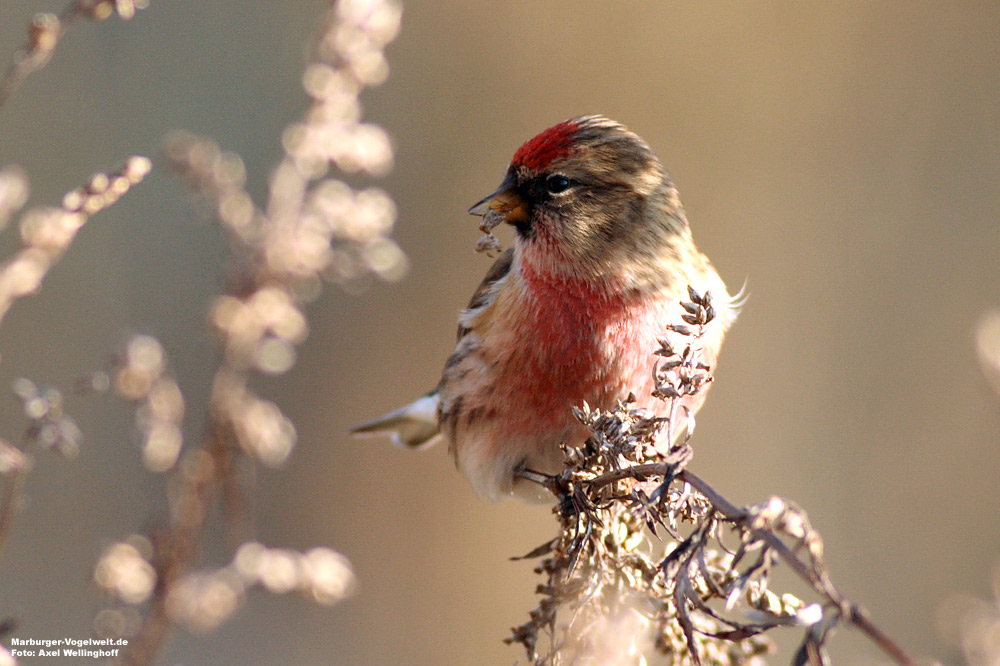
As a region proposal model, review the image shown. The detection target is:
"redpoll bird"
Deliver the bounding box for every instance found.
[352,115,737,500]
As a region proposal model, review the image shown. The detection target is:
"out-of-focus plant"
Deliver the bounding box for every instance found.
[0,0,403,664]
[0,0,148,108]
[100,1,405,664]
[0,156,150,664]
[934,312,1000,666]
[0,157,150,560]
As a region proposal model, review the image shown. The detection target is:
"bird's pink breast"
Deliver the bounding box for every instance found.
[485,259,664,436]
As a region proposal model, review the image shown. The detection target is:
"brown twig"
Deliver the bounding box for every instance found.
[120,420,235,666]
[573,460,918,665]
[0,156,152,328]
[677,468,919,666]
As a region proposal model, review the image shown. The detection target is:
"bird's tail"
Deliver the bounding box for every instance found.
[349,392,441,449]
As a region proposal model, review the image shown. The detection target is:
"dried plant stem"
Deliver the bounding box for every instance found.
[676,469,917,666]
[120,373,242,666]
[578,460,917,666]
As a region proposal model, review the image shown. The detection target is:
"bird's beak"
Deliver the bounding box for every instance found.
[468,173,528,226]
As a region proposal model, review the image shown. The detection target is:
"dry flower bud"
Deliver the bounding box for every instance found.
[232,397,296,466]
[209,295,244,334]
[350,49,389,86]
[87,172,110,194]
[250,287,308,342]
[794,603,823,627]
[253,337,296,375]
[28,13,59,53]
[302,63,340,100]
[93,607,141,640]
[61,188,84,212]
[363,237,406,280]
[126,335,165,377]
[165,570,245,633]
[335,0,402,47]
[232,541,268,581]
[0,248,51,298]
[230,542,355,605]
[302,547,355,604]
[115,335,170,402]
[142,421,183,472]
[20,208,85,253]
[146,377,184,423]
[86,1,115,21]
[125,154,152,180]
[94,542,156,604]
[340,123,393,175]
[113,0,148,21]
[56,157,149,218]
[257,548,302,594]
[218,190,255,231]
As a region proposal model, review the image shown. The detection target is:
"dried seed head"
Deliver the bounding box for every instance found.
[475,209,505,256]
[28,13,59,53]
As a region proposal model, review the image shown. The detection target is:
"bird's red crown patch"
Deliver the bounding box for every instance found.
[511,119,579,172]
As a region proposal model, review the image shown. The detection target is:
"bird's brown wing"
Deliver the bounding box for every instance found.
[456,247,513,341]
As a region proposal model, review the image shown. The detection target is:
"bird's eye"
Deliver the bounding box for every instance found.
[544,175,572,194]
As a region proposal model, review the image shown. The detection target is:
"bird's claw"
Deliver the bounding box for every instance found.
[516,467,579,515]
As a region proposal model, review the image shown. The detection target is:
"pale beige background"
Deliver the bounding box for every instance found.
[0,2,998,665]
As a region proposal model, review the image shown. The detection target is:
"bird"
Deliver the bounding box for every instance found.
[351,115,737,501]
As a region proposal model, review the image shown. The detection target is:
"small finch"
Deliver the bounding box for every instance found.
[352,115,737,500]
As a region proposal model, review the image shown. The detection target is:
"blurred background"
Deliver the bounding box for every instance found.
[0,1,998,664]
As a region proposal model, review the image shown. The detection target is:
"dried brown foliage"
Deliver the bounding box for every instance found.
[507,288,917,666]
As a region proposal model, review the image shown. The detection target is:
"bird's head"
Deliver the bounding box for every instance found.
[469,115,690,281]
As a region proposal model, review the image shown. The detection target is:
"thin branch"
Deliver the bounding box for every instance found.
[120,421,234,666]
[0,0,147,109]
[581,461,918,666]
[0,156,152,328]
[0,157,148,568]
[0,442,30,561]
[678,468,918,666]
